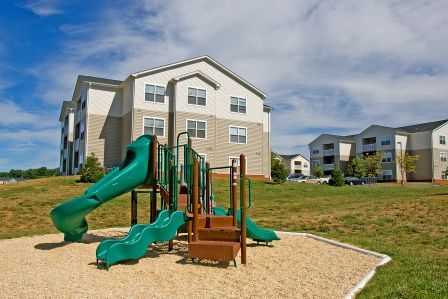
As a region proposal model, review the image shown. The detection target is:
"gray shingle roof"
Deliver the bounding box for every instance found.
[78,75,122,86]
[395,119,448,133]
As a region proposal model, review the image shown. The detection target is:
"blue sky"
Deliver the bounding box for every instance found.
[0,0,447,171]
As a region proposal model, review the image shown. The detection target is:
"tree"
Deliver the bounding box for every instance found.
[313,165,323,178]
[271,152,288,183]
[346,157,365,178]
[396,152,420,187]
[330,166,344,187]
[363,152,384,178]
[79,153,105,183]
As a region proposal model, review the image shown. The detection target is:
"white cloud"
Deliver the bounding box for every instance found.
[32,0,448,156]
[24,0,63,16]
[0,101,57,129]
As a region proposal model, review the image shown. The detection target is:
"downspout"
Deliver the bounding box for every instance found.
[168,81,177,148]
[131,76,135,142]
[431,132,434,185]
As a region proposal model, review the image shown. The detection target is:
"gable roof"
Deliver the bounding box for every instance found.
[131,55,267,99]
[171,70,221,90]
[71,75,122,102]
[59,101,75,122]
[357,124,409,136]
[279,154,309,161]
[308,134,356,145]
[396,119,448,133]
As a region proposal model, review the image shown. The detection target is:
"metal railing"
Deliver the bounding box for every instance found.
[323,149,335,156]
[362,143,376,152]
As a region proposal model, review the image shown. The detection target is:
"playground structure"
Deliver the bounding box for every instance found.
[50,133,280,269]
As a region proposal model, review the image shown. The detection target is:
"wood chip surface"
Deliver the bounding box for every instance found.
[0,229,380,298]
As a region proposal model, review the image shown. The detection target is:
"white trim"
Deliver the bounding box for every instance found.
[186,118,207,139]
[143,116,166,138]
[229,125,248,144]
[197,153,206,161]
[440,152,447,163]
[229,156,248,174]
[143,83,166,104]
[187,86,208,107]
[229,95,247,114]
[379,135,392,149]
[440,135,446,145]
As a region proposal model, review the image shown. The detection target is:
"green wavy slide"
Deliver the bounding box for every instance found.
[96,210,186,269]
[50,135,153,242]
[214,206,280,242]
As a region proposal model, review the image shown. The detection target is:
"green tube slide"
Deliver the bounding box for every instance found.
[50,135,153,242]
[214,206,280,243]
[96,210,186,269]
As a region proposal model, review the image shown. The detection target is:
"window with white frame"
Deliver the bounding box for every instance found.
[229,126,247,144]
[145,84,165,103]
[312,160,320,167]
[188,87,206,106]
[441,152,447,163]
[382,170,393,180]
[187,120,206,139]
[440,135,446,145]
[382,152,393,163]
[229,156,247,174]
[230,97,246,113]
[144,117,164,136]
[312,149,320,155]
[442,171,447,180]
[304,163,308,168]
[380,136,391,147]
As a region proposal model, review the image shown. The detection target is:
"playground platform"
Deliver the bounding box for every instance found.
[0,229,384,298]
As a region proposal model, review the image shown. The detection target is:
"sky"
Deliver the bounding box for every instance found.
[0,0,447,171]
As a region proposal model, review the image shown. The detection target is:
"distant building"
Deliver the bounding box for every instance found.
[279,154,310,175]
[0,178,18,184]
[309,119,448,183]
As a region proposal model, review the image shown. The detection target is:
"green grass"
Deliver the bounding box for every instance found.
[1,177,447,298]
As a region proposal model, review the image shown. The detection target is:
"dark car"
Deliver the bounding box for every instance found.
[344,176,365,185]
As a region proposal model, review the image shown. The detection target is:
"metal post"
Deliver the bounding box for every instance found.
[240,154,247,265]
[193,156,199,242]
[206,162,211,214]
[131,190,137,226]
[231,159,238,227]
[151,135,158,223]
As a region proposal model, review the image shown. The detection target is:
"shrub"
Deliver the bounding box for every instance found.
[79,153,105,183]
[330,166,345,187]
[271,153,288,183]
[346,157,365,178]
[313,165,324,178]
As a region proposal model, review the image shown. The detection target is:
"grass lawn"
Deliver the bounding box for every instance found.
[1,176,447,298]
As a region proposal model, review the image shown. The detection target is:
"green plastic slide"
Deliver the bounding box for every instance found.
[96,210,186,269]
[50,135,153,242]
[214,206,280,242]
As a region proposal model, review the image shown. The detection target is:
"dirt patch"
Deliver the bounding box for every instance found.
[0,229,380,298]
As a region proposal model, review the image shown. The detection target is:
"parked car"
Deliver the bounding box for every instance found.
[318,175,331,184]
[287,173,306,182]
[344,176,365,185]
[296,175,321,184]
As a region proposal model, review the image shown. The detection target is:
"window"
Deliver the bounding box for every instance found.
[382,152,393,163]
[76,97,81,112]
[188,87,206,106]
[63,136,68,149]
[82,101,86,110]
[229,156,247,174]
[145,84,165,103]
[441,152,447,163]
[229,126,247,144]
[230,97,246,113]
[312,149,320,155]
[382,170,393,180]
[80,132,85,140]
[144,117,164,136]
[380,136,391,147]
[75,123,80,140]
[440,135,446,145]
[294,161,302,165]
[74,151,79,166]
[79,153,84,165]
[304,164,308,168]
[312,160,320,167]
[187,120,206,139]
[442,171,447,180]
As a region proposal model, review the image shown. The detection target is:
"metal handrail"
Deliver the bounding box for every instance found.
[240,177,252,209]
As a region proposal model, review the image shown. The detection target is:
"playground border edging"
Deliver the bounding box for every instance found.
[275,231,392,299]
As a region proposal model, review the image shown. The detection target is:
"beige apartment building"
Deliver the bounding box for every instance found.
[309,120,448,182]
[279,154,310,175]
[59,56,272,178]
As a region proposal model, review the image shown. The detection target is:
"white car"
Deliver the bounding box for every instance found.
[287,173,306,182]
[297,175,321,184]
[318,175,331,184]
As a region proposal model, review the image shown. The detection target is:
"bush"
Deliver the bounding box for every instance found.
[271,153,288,183]
[313,165,323,178]
[346,157,365,178]
[79,153,105,183]
[330,166,345,187]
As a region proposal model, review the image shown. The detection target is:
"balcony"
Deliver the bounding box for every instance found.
[76,112,81,123]
[294,165,302,170]
[362,143,377,152]
[74,139,80,151]
[323,149,334,156]
[63,149,67,158]
[323,163,334,170]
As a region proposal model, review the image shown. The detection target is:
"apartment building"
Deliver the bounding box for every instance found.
[309,120,448,182]
[279,154,310,175]
[59,56,272,178]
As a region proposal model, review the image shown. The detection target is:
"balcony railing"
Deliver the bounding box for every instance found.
[63,149,67,158]
[362,143,377,152]
[323,163,334,170]
[294,165,302,170]
[323,149,334,156]
[75,139,80,151]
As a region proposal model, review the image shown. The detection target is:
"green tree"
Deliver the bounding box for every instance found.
[271,152,288,183]
[363,152,384,178]
[330,166,344,187]
[346,157,365,178]
[396,152,420,187]
[79,153,105,183]
[313,165,323,178]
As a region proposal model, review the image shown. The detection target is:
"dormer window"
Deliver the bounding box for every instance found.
[145,84,165,103]
[188,87,206,106]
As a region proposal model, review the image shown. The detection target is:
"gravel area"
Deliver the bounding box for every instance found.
[0,229,380,298]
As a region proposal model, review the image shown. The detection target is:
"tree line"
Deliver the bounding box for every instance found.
[0,167,59,180]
